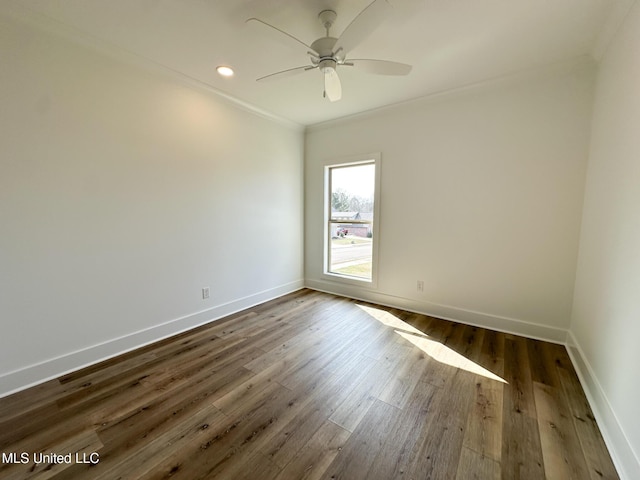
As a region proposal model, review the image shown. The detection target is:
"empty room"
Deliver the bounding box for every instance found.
[1,0,639,479]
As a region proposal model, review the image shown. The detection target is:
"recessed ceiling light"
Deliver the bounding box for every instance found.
[216,65,234,77]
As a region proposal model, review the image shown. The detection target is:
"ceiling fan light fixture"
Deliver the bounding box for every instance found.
[216,65,234,77]
[319,58,337,73]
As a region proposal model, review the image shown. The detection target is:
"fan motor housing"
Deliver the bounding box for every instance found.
[310,37,338,58]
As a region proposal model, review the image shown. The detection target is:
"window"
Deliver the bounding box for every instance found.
[325,155,380,285]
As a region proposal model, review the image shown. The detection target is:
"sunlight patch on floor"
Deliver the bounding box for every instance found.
[358,304,507,383]
[395,330,507,383]
[357,304,424,335]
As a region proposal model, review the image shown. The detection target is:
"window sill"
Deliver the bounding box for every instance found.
[322,271,378,290]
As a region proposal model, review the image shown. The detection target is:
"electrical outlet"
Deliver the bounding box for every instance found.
[202,287,210,299]
[417,280,424,293]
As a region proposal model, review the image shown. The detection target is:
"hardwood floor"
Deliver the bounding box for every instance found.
[0,289,618,479]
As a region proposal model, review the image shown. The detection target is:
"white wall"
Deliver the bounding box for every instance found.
[1,3,637,474]
[305,66,594,342]
[0,13,304,395]
[569,1,640,478]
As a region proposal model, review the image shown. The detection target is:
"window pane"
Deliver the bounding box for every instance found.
[328,163,375,280]
[330,164,375,218]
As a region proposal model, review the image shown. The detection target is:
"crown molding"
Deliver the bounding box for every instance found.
[592,0,638,62]
[306,54,596,133]
[0,1,304,132]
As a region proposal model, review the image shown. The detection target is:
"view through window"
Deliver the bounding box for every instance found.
[327,161,376,281]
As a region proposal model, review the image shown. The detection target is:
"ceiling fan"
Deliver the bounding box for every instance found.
[247,0,412,102]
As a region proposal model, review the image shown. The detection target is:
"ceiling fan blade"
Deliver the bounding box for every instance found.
[334,0,391,55]
[324,69,342,102]
[348,59,412,75]
[257,65,316,82]
[246,18,315,53]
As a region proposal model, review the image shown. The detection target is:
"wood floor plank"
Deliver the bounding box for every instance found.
[274,320,369,391]
[458,328,506,468]
[479,329,505,380]
[461,374,504,463]
[417,321,468,389]
[404,368,477,480]
[527,340,567,388]
[264,403,331,469]
[501,335,546,480]
[328,336,413,432]
[53,333,239,414]
[88,342,262,429]
[211,449,281,480]
[377,346,430,408]
[0,289,619,480]
[533,381,589,480]
[242,301,355,376]
[274,420,351,480]
[96,365,255,451]
[456,446,501,480]
[93,343,263,445]
[363,378,440,480]
[213,368,282,417]
[152,384,299,480]
[320,399,401,480]
[57,326,220,388]
[318,319,387,376]
[72,403,225,480]
[260,355,376,467]
[556,366,619,480]
[0,379,64,423]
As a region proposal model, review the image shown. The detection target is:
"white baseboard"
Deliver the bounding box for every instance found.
[566,331,640,480]
[305,279,568,344]
[0,280,304,399]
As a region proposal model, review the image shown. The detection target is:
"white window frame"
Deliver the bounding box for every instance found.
[323,153,381,289]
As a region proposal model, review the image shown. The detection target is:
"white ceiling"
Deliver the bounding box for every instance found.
[10,0,617,126]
